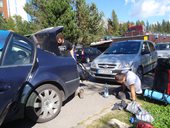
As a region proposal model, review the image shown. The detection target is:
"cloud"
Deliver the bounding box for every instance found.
[125,0,170,19]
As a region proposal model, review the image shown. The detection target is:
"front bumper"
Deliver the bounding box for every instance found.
[90,68,131,80]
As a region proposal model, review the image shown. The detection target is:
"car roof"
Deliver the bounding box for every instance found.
[0,30,11,35]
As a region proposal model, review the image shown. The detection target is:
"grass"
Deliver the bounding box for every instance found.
[86,98,170,128]
[140,98,170,128]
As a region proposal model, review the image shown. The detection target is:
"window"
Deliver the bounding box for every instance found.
[3,35,34,66]
[148,42,155,52]
[0,1,3,8]
[142,42,150,53]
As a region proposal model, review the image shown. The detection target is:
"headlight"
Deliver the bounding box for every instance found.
[91,61,97,68]
[118,63,132,69]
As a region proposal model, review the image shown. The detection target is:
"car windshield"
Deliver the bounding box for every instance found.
[0,30,10,58]
[104,41,140,54]
[156,43,170,50]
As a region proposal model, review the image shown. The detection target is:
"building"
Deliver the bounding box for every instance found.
[91,25,170,52]
[0,0,29,21]
[0,0,8,18]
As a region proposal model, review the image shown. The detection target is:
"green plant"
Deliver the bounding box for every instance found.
[142,101,170,128]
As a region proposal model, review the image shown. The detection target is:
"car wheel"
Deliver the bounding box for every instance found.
[25,84,62,123]
[136,67,143,80]
[86,57,90,63]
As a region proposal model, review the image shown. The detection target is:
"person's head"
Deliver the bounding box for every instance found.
[56,33,64,44]
[114,73,126,84]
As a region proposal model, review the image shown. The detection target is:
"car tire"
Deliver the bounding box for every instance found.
[25,84,62,123]
[136,67,143,80]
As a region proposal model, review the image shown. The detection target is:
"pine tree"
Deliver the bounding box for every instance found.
[24,0,78,42]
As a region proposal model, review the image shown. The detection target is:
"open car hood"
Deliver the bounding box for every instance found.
[34,26,64,35]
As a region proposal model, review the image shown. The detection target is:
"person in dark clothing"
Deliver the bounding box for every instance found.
[56,33,75,59]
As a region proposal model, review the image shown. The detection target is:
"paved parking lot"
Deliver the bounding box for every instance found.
[2,73,154,128]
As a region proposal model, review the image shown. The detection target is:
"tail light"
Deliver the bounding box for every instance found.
[82,49,85,62]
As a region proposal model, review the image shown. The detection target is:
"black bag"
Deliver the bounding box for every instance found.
[77,63,89,80]
[153,58,170,95]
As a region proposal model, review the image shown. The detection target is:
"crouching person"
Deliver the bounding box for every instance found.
[114,71,143,101]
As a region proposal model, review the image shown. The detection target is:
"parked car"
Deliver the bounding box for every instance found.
[0,29,79,126]
[75,46,101,63]
[90,40,158,80]
[156,42,170,59]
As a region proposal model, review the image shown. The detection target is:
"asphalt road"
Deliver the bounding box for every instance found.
[2,73,154,128]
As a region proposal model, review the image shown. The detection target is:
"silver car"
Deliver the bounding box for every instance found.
[90,40,158,80]
[156,42,170,59]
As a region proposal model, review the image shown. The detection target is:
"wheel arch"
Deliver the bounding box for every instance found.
[20,81,66,105]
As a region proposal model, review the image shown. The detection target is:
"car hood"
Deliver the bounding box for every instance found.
[94,54,137,63]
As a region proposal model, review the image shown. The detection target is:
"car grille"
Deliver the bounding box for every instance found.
[98,64,116,69]
[95,74,115,77]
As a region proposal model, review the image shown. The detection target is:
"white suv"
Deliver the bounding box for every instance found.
[90,40,158,80]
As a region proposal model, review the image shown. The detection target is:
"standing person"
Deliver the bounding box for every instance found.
[56,33,75,59]
[114,71,143,101]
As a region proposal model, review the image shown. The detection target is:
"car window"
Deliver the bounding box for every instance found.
[0,30,9,60]
[156,43,170,50]
[84,48,92,54]
[148,41,155,52]
[142,42,150,53]
[3,35,34,66]
[104,41,140,54]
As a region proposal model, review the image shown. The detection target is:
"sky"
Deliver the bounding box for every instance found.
[86,0,170,24]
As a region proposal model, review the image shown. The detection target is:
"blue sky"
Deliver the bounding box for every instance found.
[86,0,170,24]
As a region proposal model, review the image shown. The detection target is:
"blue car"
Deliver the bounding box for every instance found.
[0,30,79,125]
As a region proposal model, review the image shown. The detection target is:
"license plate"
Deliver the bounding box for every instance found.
[98,69,112,74]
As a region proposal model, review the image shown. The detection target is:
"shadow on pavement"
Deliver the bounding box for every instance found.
[1,118,36,128]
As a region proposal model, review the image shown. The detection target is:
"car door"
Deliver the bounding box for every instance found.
[141,41,151,73]
[148,41,157,69]
[0,33,35,125]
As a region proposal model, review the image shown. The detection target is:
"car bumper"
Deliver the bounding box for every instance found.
[90,68,131,80]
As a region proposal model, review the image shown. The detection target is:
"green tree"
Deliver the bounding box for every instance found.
[0,16,6,29]
[74,0,104,44]
[107,10,119,36]
[24,0,78,42]
[119,22,128,36]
